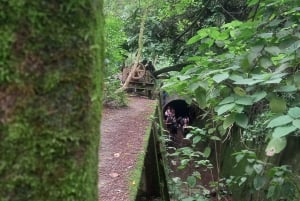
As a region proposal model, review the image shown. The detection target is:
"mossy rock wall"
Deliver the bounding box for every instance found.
[0,1,103,201]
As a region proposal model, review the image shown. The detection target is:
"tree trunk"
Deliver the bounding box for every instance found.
[0,1,103,201]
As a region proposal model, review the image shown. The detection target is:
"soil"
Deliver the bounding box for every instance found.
[98,95,156,201]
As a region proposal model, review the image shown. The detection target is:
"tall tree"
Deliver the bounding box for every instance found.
[0,1,103,201]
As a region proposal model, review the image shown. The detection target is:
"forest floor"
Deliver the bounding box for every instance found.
[98,95,156,201]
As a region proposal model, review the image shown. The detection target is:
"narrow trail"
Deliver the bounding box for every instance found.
[98,96,156,201]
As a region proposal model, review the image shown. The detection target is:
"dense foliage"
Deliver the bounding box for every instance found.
[161,0,300,200]
[0,1,103,200]
[105,0,300,200]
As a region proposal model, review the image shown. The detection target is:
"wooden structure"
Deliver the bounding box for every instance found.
[121,62,155,99]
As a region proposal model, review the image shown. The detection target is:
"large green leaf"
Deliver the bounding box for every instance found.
[235,113,249,128]
[267,115,293,128]
[216,103,235,115]
[213,72,229,83]
[265,46,281,55]
[265,137,287,154]
[269,97,286,113]
[253,163,264,174]
[274,85,297,92]
[233,78,262,85]
[253,175,267,190]
[272,126,297,138]
[251,91,267,102]
[259,57,273,68]
[219,96,235,105]
[293,119,300,129]
[223,113,236,129]
[288,107,300,118]
[235,96,253,105]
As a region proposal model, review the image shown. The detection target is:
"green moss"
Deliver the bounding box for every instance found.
[0,1,104,201]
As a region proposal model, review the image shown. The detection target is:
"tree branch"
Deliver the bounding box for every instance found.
[153,62,194,78]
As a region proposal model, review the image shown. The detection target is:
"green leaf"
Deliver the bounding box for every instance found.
[187,29,208,45]
[253,164,264,174]
[274,85,297,92]
[265,46,281,56]
[239,177,247,186]
[259,57,273,68]
[293,119,300,129]
[178,75,191,81]
[257,32,273,39]
[269,97,286,113]
[251,91,267,102]
[235,113,249,128]
[272,126,297,138]
[223,113,236,129]
[288,107,300,118]
[203,147,211,158]
[267,115,293,128]
[193,136,202,144]
[210,136,221,141]
[253,175,267,190]
[195,87,207,108]
[235,96,253,105]
[234,78,262,85]
[213,72,229,83]
[247,0,259,6]
[266,137,287,154]
[187,176,197,188]
[216,103,235,115]
[219,96,235,105]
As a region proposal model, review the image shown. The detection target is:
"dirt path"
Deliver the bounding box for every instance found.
[98,96,156,201]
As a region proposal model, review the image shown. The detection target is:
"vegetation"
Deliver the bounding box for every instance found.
[105,0,300,200]
[0,1,104,200]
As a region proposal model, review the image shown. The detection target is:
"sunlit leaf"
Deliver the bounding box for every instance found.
[267,115,293,128]
[251,91,267,102]
[193,136,202,144]
[288,107,300,118]
[213,72,229,83]
[274,85,297,92]
[219,96,235,105]
[272,126,297,138]
[265,46,281,55]
[210,136,221,141]
[216,103,235,115]
[235,96,253,105]
[292,119,300,129]
[266,137,287,155]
